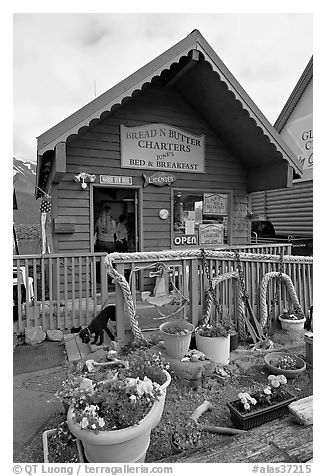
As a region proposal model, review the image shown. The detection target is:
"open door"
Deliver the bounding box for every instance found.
[92,186,138,253]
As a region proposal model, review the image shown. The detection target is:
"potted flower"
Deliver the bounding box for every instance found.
[159,319,194,359]
[171,420,203,454]
[279,307,306,331]
[64,348,171,463]
[227,374,296,430]
[43,421,82,463]
[56,374,89,412]
[264,351,306,378]
[195,304,232,365]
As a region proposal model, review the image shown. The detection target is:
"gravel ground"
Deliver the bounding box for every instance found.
[14,330,312,463]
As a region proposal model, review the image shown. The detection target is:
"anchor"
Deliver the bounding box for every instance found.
[144,264,175,307]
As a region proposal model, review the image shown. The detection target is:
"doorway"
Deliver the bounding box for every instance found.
[92,186,138,253]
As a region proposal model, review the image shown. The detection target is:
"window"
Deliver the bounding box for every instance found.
[173,190,229,247]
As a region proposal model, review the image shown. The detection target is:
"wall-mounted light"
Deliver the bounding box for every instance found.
[74,173,96,190]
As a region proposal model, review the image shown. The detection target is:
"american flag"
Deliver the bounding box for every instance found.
[40,199,52,213]
[40,197,51,253]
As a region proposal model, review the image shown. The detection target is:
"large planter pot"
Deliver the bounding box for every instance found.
[227,391,296,430]
[264,352,306,379]
[195,332,230,365]
[279,315,306,331]
[159,320,194,359]
[67,370,170,463]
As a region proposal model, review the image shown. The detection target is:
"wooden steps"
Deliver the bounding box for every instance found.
[64,334,91,362]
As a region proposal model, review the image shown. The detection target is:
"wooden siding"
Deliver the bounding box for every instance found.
[55,85,249,253]
[250,180,313,237]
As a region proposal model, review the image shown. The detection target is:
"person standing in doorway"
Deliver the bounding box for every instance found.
[94,205,117,253]
[115,214,128,252]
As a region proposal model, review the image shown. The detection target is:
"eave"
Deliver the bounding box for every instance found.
[36,29,303,196]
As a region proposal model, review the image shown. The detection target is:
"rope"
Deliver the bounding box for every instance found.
[201,271,247,340]
[106,249,312,264]
[259,271,304,328]
[104,250,311,344]
[105,255,147,345]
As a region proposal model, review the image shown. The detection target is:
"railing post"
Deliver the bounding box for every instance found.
[115,263,127,348]
[100,255,108,307]
[189,259,199,327]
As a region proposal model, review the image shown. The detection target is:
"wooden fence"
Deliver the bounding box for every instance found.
[13,243,312,347]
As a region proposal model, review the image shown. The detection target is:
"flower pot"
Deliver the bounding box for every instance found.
[151,370,171,429]
[42,428,83,463]
[229,332,239,351]
[227,391,296,430]
[67,370,171,463]
[304,332,313,367]
[159,320,194,359]
[195,332,230,365]
[279,315,306,331]
[264,352,306,379]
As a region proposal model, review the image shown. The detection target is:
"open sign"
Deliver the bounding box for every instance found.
[173,235,197,246]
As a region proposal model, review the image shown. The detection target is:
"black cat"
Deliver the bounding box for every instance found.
[79,304,116,345]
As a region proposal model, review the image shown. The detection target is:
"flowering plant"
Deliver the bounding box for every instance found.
[57,348,169,433]
[274,354,298,371]
[236,374,288,413]
[55,374,89,405]
[280,307,305,320]
[196,304,233,338]
[172,420,203,452]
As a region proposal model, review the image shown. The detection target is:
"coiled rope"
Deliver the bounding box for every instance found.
[259,271,304,328]
[105,254,147,345]
[104,249,311,344]
[201,271,247,340]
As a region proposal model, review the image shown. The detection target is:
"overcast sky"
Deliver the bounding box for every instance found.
[13,12,312,162]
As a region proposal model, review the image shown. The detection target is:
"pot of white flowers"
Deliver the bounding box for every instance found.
[227,374,296,430]
[64,349,171,463]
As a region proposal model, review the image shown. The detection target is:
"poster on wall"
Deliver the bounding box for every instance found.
[199,224,224,245]
[203,193,228,215]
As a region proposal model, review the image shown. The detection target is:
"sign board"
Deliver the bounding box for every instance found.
[173,235,198,246]
[120,124,205,173]
[285,114,313,182]
[203,193,228,215]
[143,172,176,187]
[100,175,133,185]
[199,224,224,245]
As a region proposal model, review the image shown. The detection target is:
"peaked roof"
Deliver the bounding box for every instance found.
[37,29,302,181]
[274,56,313,132]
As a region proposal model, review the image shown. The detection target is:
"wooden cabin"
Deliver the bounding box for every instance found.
[250,57,313,243]
[36,29,303,256]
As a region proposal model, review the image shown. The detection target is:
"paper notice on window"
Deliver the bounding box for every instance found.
[185,219,195,235]
[199,224,224,245]
[203,193,228,215]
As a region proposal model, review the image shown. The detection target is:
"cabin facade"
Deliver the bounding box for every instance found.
[36,30,302,256]
[250,57,313,239]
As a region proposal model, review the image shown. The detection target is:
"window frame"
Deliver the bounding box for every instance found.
[170,187,233,249]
